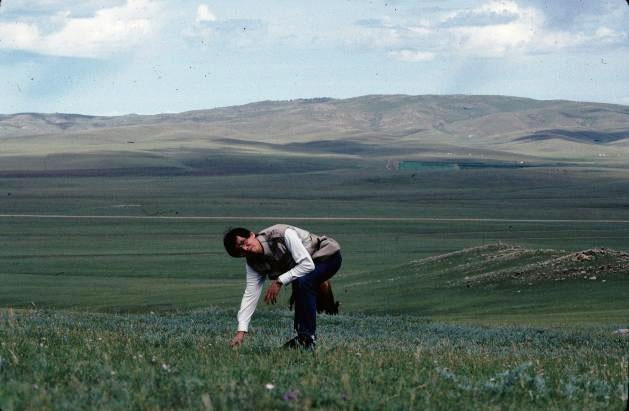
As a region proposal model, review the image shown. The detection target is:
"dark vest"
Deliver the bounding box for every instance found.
[246,224,340,279]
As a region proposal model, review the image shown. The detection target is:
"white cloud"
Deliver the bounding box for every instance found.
[185,4,266,49]
[437,1,544,56]
[389,50,435,62]
[180,0,626,59]
[196,5,217,23]
[477,0,520,15]
[592,26,625,44]
[0,22,41,49]
[0,0,160,58]
[376,0,628,61]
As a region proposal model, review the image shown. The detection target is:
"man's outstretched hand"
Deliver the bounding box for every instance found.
[264,281,282,304]
[230,331,246,347]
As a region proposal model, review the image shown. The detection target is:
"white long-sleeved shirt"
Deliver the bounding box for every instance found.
[236,227,315,332]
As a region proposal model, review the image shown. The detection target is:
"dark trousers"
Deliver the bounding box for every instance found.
[292,251,342,339]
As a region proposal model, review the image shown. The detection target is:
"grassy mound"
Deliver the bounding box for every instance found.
[340,243,629,324]
[457,245,629,286]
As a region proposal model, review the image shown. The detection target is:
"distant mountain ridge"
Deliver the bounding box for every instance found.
[2,94,628,137]
[1,94,628,171]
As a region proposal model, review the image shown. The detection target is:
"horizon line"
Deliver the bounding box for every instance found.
[3,93,626,118]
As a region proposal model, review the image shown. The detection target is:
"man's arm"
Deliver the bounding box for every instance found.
[231,263,264,347]
[276,228,315,284]
[263,228,315,304]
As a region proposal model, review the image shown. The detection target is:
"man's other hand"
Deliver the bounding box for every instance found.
[264,281,282,304]
[230,331,246,347]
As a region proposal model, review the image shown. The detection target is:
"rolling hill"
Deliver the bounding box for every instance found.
[1,95,628,174]
[341,243,629,323]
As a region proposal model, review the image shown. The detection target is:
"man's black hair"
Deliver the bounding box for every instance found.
[223,227,252,257]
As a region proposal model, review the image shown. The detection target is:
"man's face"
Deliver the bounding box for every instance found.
[234,232,263,256]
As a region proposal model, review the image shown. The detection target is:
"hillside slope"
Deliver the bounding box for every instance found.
[340,243,629,323]
[1,95,628,172]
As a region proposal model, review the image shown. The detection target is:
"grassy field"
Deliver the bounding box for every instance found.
[1,308,627,410]
[1,215,629,320]
[1,163,628,316]
[2,158,629,220]
[1,159,628,409]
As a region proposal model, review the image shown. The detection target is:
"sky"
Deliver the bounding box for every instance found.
[0,0,628,115]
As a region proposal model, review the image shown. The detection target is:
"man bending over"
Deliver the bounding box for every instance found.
[223,224,342,350]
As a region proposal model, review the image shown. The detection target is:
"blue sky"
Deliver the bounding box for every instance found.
[1,0,628,115]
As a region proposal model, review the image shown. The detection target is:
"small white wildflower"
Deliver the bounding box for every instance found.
[162,363,171,372]
[110,371,116,376]
[265,383,275,390]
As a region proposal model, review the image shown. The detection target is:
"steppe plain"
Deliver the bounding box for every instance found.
[0,95,627,409]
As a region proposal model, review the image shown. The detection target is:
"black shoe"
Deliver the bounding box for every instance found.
[282,337,299,348]
[282,335,316,350]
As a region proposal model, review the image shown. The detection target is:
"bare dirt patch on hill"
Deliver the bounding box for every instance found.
[459,244,629,287]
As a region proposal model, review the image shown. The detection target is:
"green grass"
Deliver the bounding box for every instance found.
[1,160,629,409]
[2,162,629,220]
[1,217,628,323]
[1,308,627,410]
[1,164,629,323]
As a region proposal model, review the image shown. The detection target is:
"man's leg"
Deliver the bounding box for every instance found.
[292,252,342,345]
